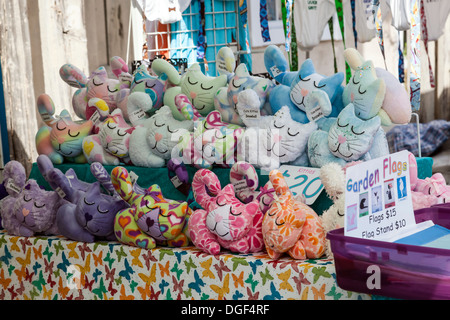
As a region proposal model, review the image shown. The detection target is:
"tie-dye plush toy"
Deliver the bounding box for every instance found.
[188,169,265,255]
[111,166,192,249]
[229,161,276,214]
[264,45,345,124]
[60,56,133,121]
[214,63,275,125]
[82,99,135,166]
[0,160,64,237]
[35,94,93,165]
[262,170,326,260]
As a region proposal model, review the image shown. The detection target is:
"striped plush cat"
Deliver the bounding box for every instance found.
[35,94,93,164]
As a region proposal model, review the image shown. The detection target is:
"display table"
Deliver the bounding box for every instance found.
[0,229,371,300]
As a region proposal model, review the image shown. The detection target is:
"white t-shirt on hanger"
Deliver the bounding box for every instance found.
[422,0,450,41]
[135,0,188,24]
[386,0,411,31]
[293,0,337,51]
[354,0,376,43]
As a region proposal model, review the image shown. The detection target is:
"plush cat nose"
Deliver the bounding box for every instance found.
[273,134,282,143]
[22,208,30,217]
[190,92,197,99]
[155,133,163,142]
[85,212,93,222]
[301,88,309,97]
[338,134,347,144]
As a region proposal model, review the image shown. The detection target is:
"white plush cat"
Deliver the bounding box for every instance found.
[237,89,317,171]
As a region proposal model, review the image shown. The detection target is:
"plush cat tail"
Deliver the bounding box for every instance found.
[269,170,289,196]
[37,94,56,126]
[88,98,110,120]
[229,161,259,202]
[216,46,236,76]
[110,166,137,204]
[319,163,345,201]
[110,56,129,78]
[344,48,365,70]
[59,64,88,88]
[90,162,116,195]
[2,160,27,197]
[151,58,181,86]
[192,169,222,210]
[264,45,289,83]
[36,154,54,180]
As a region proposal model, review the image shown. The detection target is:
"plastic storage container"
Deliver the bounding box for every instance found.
[327,206,450,300]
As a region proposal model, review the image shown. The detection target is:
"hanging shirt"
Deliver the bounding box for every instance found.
[421,0,450,40]
[354,0,376,43]
[386,0,411,31]
[135,0,183,24]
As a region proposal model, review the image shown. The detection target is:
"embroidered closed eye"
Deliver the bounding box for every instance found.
[201,83,213,90]
[351,126,365,135]
[107,122,117,130]
[358,85,367,95]
[313,81,326,89]
[275,216,285,226]
[56,122,67,131]
[287,128,299,137]
[167,126,177,134]
[34,202,45,209]
[97,205,109,214]
[107,85,118,93]
[84,198,95,206]
[153,119,165,128]
[229,206,242,216]
[337,118,349,128]
[352,77,360,85]
[68,130,80,138]
[216,198,227,207]
[117,129,127,137]
[23,195,32,202]
[145,81,156,89]
[187,77,198,86]
[92,78,103,86]
[273,122,284,129]
[299,74,310,82]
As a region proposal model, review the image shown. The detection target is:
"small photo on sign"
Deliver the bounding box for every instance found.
[397,176,408,201]
[371,185,382,214]
[347,204,358,231]
[384,179,395,208]
[359,192,369,217]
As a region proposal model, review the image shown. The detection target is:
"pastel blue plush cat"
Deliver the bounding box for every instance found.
[307,103,389,168]
[264,45,345,124]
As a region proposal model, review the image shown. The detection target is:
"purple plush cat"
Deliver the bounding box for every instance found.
[0,160,64,237]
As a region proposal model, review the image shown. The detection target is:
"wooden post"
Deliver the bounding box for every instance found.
[0,0,39,174]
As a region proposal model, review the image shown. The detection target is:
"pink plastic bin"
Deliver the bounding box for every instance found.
[327,206,450,300]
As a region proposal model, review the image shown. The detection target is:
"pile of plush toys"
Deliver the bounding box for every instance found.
[1,45,447,260]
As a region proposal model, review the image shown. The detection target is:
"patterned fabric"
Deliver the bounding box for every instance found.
[196,0,206,60]
[410,0,421,111]
[386,120,450,157]
[0,229,371,300]
[259,0,271,42]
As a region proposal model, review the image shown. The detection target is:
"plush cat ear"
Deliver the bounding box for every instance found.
[192,169,222,210]
[269,170,290,196]
[151,58,181,86]
[37,94,57,126]
[235,64,249,78]
[216,46,236,76]
[344,48,365,70]
[90,66,108,82]
[59,64,88,88]
[110,56,129,78]
[299,59,316,79]
[2,160,27,197]
[111,166,138,204]
[229,161,260,202]
[90,162,116,195]
[264,45,289,83]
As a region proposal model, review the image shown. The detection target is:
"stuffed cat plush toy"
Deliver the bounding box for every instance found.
[307,103,387,168]
[82,100,135,166]
[264,45,345,124]
[60,56,132,121]
[159,63,228,121]
[343,48,411,126]
[262,170,325,260]
[111,166,192,249]
[214,63,275,125]
[35,94,93,164]
[126,102,194,168]
[0,160,64,237]
[237,89,317,170]
[229,161,276,214]
[188,169,264,255]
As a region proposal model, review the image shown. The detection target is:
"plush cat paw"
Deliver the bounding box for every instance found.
[263,45,290,84]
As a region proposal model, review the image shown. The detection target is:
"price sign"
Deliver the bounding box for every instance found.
[278,165,324,205]
[344,150,417,241]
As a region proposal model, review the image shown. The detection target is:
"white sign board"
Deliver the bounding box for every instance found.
[344,150,417,241]
[278,165,324,205]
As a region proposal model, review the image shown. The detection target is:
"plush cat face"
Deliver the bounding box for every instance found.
[98,109,135,158]
[48,111,93,158]
[180,63,227,115]
[11,180,60,234]
[86,67,123,108]
[290,59,344,112]
[328,104,380,161]
[342,60,386,120]
[131,65,166,110]
[75,182,128,237]
[228,64,274,110]
[146,106,193,160]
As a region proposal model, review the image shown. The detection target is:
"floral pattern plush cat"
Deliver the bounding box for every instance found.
[188,169,264,255]
[35,94,93,164]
